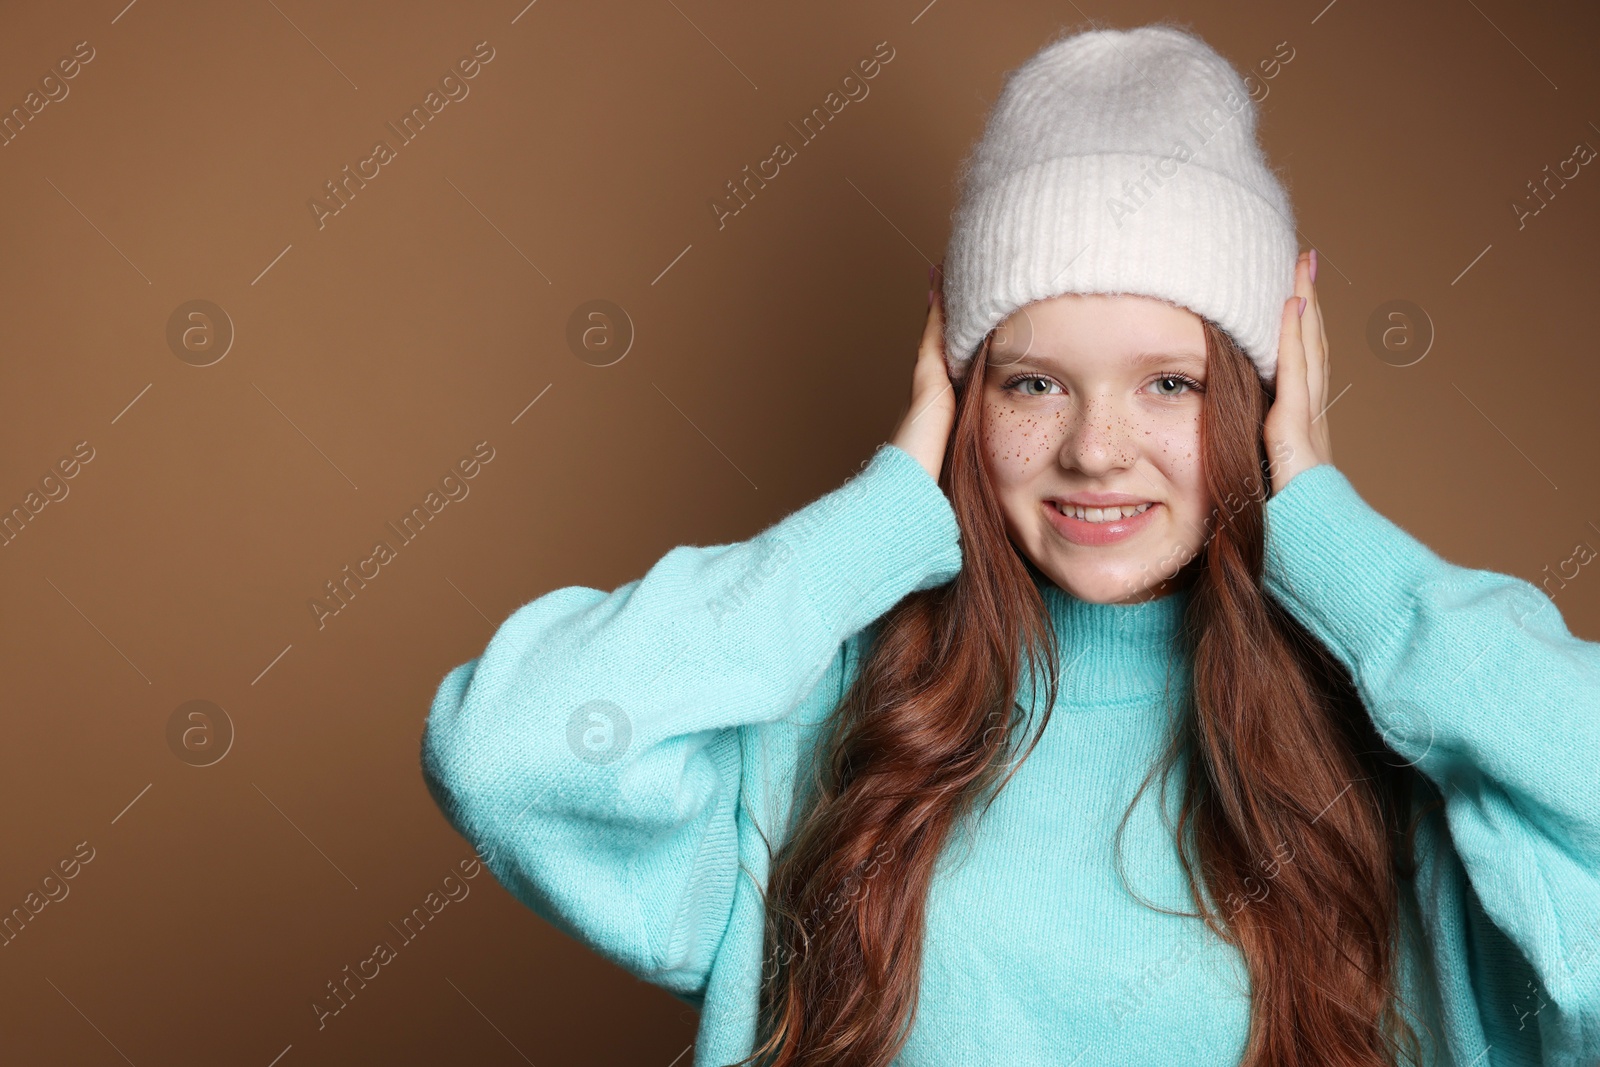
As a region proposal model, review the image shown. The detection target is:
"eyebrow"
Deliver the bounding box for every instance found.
[1126,349,1206,367]
[991,348,1206,370]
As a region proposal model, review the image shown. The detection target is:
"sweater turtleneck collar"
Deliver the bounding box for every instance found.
[1032,577,1194,709]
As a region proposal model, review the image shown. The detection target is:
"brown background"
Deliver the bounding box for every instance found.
[1,0,1595,1063]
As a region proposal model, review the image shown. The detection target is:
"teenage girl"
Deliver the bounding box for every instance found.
[422,23,1600,1067]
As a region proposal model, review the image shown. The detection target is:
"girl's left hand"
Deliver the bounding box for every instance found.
[1263,248,1333,495]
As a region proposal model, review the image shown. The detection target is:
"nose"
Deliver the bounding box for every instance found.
[1058,389,1138,476]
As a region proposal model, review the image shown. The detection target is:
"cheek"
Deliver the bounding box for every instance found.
[1147,417,1210,540]
[981,398,1062,480]
[1149,419,1203,489]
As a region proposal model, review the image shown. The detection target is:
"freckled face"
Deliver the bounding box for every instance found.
[981,293,1212,605]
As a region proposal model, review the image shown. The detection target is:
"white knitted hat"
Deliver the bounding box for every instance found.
[942,22,1298,385]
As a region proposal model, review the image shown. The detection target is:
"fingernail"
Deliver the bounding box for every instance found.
[1309,248,1318,284]
[1298,296,1307,317]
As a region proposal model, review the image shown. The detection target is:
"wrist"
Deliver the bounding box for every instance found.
[1268,441,1319,495]
[890,427,943,482]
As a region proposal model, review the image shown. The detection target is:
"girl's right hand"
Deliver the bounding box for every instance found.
[890,264,957,483]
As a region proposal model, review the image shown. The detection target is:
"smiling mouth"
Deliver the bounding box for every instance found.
[1052,501,1154,524]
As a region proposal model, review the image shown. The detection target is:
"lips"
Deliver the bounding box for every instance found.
[1053,501,1153,524]
[1042,498,1160,547]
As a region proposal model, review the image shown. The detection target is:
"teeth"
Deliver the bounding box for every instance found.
[1055,501,1152,523]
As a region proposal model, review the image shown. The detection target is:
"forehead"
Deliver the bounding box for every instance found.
[989,292,1206,369]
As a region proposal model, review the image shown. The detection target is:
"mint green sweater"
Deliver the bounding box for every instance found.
[421,442,1600,1066]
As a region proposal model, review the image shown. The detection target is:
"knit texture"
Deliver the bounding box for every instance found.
[942,23,1299,384]
[421,442,1600,1066]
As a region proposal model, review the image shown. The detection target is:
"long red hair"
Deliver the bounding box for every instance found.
[732,318,1444,1067]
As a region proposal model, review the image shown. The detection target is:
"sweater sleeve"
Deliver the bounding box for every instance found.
[1262,462,1600,1063]
[419,442,962,1000]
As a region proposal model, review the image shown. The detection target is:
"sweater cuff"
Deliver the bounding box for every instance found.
[773,442,962,639]
[1262,463,1445,675]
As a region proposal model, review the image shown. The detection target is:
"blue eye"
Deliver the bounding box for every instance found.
[1001,374,1062,396]
[1150,373,1203,397]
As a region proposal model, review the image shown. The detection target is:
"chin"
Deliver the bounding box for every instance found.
[1041,560,1166,605]
[1018,497,1205,605]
